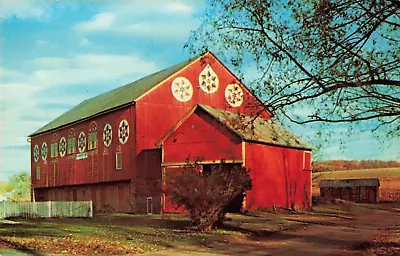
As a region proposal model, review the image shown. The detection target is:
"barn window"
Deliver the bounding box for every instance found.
[68,137,76,154]
[303,151,312,171]
[88,122,98,150]
[116,152,122,170]
[36,166,40,180]
[88,132,98,150]
[51,143,58,158]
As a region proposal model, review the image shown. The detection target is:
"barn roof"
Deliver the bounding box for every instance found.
[29,53,203,137]
[157,104,312,150]
[319,178,380,188]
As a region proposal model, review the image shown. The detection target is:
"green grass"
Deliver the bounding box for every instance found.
[0,214,243,255]
[313,168,400,181]
[2,205,400,256]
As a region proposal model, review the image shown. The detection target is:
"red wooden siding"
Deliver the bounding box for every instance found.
[162,166,186,213]
[34,181,131,212]
[163,110,243,163]
[244,142,311,210]
[31,106,135,189]
[136,53,270,154]
[30,52,310,214]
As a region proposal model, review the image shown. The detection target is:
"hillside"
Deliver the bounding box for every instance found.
[313,168,400,181]
[313,160,400,172]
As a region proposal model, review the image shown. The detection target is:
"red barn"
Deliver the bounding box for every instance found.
[29,51,312,213]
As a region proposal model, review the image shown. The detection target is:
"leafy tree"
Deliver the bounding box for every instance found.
[188,0,399,136]
[0,182,8,196]
[7,172,31,201]
[164,160,252,231]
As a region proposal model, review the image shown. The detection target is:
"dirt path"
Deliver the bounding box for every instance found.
[148,205,400,256]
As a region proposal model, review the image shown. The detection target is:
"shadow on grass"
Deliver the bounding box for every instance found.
[221,221,297,239]
[354,241,400,251]
[0,238,45,256]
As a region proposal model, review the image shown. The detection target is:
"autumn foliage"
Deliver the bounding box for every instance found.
[164,160,252,231]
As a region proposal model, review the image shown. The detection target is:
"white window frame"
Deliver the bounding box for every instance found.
[88,132,98,150]
[116,152,122,170]
[36,166,40,180]
[146,197,153,215]
[51,143,58,158]
[68,138,76,154]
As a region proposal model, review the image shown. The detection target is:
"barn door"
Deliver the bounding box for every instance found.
[72,189,77,201]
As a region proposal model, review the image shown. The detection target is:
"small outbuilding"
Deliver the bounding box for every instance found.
[319,178,380,203]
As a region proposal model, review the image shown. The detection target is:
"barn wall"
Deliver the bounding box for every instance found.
[319,186,378,203]
[162,166,186,213]
[133,53,269,213]
[378,177,400,202]
[31,106,136,190]
[163,111,243,163]
[244,142,312,210]
[133,148,163,213]
[136,53,270,154]
[34,181,132,213]
[314,177,400,202]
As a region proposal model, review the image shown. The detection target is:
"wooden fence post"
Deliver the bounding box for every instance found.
[89,201,93,218]
[48,201,52,218]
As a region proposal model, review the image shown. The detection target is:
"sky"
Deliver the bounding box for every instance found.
[0,0,399,182]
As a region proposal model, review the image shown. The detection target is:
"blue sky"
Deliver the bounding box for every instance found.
[0,0,398,182]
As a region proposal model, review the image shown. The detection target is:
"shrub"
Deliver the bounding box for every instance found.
[164,160,252,231]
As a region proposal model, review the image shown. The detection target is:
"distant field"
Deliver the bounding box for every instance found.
[313,168,400,181]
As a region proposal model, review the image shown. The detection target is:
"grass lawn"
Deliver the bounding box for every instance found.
[0,211,310,255]
[0,214,244,255]
[1,204,399,256]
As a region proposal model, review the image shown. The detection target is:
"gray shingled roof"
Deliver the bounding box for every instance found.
[157,104,312,150]
[198,104,312,150]
[320,178,380,188]
[29,54,202,137]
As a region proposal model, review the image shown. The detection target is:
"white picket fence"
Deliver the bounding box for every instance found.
[0,201,93,219]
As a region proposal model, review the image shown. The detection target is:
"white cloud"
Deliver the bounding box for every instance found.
[0,0,51,20]
[74,12,115,33]
[164,2,193,14]
[30,54,157,88]
[35,40,51,46]
[121,21,196,38]
[79,38,91,47]
[73,1,198,40]
[0,53,159,179]
[291,106,313,118]
[0,68,24,78]
[25,57,72,69]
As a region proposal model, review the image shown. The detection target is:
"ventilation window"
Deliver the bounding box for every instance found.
[68,138,76,154]
[116,152,122,170]
[51,143,58,158]
[88,122,98,150]
[88,132,98,150]
[36,166,40,180]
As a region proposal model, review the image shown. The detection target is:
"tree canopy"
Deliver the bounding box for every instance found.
[7,172,31,201]
[188,0,399,136]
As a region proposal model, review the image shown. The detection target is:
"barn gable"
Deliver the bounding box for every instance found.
[30,51,272,137]
[157,104,311,150]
